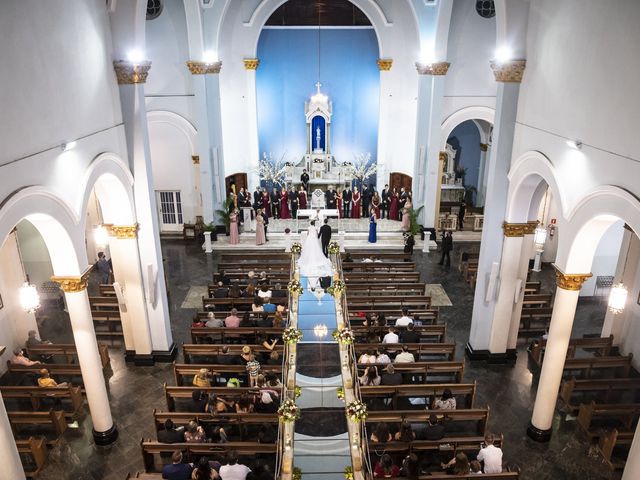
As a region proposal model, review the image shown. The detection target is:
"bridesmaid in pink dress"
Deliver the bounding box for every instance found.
[255,211,266,245]
[401,199,412,231]
[229,210,240,244]
[389,188,399,220]
[299,187,307,209]
[351,187,361,219]
[280,190,291,219]
[336,191,343,218]
[371,192,381,219]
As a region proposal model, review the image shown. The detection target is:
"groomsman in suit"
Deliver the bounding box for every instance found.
[300,169,310,191]
[318,218,332,257]
[362,185,372,217]
[399,187,408,220]
[289,186,299,218]
[325,187,337,209]
[261,208,269,241]
[381,184,390,219]
[253,186,262,211]
[270,188,280,219]
[342,186,352,218]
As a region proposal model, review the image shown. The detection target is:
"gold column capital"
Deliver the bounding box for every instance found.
[377,59,393,71]
[489,59,526,83]
[415,61,450,75]
[186,60,222,75]
[51,266,93,293]
[502,221,539,237]
[105,223,139,239]
[479,143,488,152]
[523,221,539,235]
[192,155,200,165]
[243,58,260,70]
[113,60,152,84]
[438,151,447,162]
[553,265,592,291]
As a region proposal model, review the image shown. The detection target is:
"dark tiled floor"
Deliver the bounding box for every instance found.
[24,240,621,480]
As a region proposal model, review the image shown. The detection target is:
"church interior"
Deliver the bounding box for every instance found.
[1,1,639,479]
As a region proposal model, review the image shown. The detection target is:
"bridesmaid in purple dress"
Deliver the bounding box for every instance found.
[389,188,400,221]
[229,209,240,244]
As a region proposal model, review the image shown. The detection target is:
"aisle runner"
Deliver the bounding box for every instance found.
[293,276,351,480]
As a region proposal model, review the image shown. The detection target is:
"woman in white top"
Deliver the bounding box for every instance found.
[359,366,381,386]
[358,351,377,364]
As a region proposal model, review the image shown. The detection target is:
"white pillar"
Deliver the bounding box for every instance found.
[0,392,26,479]
[53,271,118,444]
[467,62,524,360]
[413,73,431,207]
[476,143,489,207]
[115,62,175,361]
[622,420,640,479]
[527,269,591,442]
[244,59,260,191]
[507,232,535,350]
[108,225,154,365]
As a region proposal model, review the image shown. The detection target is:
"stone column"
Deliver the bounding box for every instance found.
[476,143,489,207]
[466,60,526,359]
[507,231,536,350]
[107,224,154,365]
[483,222,538,360]
[527,267,592,442]
[417,62,450,231]
[244,58,261,190]
[0,391,25,479]
[51,269,118,445]
[113,61,176,361]
[623,420,640,479]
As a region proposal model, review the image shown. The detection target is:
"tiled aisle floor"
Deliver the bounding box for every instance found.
[25,239,620,480]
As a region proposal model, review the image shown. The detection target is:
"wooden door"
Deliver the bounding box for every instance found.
[225,173,248,198]
[389,173,412,193]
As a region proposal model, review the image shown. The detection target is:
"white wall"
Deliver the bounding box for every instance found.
[579,221,624,297]
[15,221,54,295]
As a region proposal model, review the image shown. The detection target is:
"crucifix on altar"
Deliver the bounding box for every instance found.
[305,82,332,178]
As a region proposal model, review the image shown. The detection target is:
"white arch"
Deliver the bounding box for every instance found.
[440,106,495,147]
[557,186,640,273]
[147,110,197,155]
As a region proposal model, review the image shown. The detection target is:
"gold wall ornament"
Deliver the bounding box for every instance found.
[51,266,93,293]
[479,143,488,152]
[502,221,539,237]
[377,59,393,71]
[523,221,539,235]
[489,59,526,83]
[439,151,447,163]
[192,155,200,165]
[186,60,222,75]
[243,58,260,70]
[105,223,139,239]
[415,61,450,75]
[553,265,592,291]
[113,60,152,84]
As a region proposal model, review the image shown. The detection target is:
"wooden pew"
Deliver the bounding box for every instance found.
[348,298,432,311]
[346,284,427,296]
[597,428,634,470]
[344,272,421,283]
[528,335,614,368]
[522,293,553,308]
[163,384,272,412]
[525,281,541,294]
[1,385,84,417]
[98,284,117,296]
[7,363,84,386]
[562,355,634,379]
[16,436,48,478]
[419,473,517,480]
[519,307,553,338]
[349,310,440,326]
[576,401,640,438]
[366,407,490,436]
[559,377,640,412]
[181,344,285,364]
[202,296,288,311]
[173,363,283,386]
[360,383,476,410]
[357,361,464,384]
[89,295,119,310]
[8,409,67,438]
[26,343,110,369]
[351,325,447,343]
[153,410,278,432]
[353,343,456,361]
[190,327,285,344]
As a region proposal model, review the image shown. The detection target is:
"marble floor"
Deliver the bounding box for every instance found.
[14,239,623,480]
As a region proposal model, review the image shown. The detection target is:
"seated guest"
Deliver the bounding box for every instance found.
[235,394,255,414]
[243,284,256,298]
[419,414,445,441]
[213,282,229,298]
[37,369,68,388]
[266,372,282,389]
[256,332,278,353]
[395,307,413,326]
[252,461,275,480]
[266,350,280,365]
[218,271,231,286]
[192,457,220,480]
[359,366,381,386]
[191,390,209,412]
[158,419,184,444]
[246,271,258,287]
[257,271,269,286]
[184,420,207,443]
[193,368,212,388]
[219,450,251,480]
[239,312,255,327]
[374,453,400,478]
[434,388,456,410]
[358,350,376,364]
[262,300,276,313]
[207,393,235,414]
[240,345,253,363]
[217,346,240,365]
[380,364,402,386]
[377,314,387,327]
[470,460,482,475]
[26,329,51,347]
[370,422,393,443]
[375,349,391,364]
[394,419,416,441]
[272,311,284,328]
[276,303,287,314]
[256,313,273,327]
[192,314,206,328]
[205,312,223,328]
[402,453,420,480]
[257,285,272,301]
[209,425,228,444]
[382,327,399,344]
[271,283,287,298]
[394,345,415,363]
[367,332,381,344]
[251,297,264,312]
[442,452,470,475]
[362,256,374,263]
[11,348,40,366]
[257,423,278,443]
[400,322,420,343]
[228,284,242,298]
[162,450,193,480]
[224,308,241,327]
[477,433,503,473]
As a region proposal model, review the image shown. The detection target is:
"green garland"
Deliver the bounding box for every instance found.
[328,241,340,254]
[327,280,346,297]
[332,327,355,345]
[294,385,302,399]
[277,399,300,423]
[282,327,303,344]
[344,466,354,480]
[287,280,304,295]
[336,386,345,401]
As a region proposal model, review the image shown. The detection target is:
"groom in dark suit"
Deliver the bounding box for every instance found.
[318,218,332,257]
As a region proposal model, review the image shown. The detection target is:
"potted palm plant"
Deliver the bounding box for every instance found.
[215,198,234,236]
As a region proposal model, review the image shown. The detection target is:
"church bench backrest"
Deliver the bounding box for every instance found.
[528,335,614,367]
[349,311,440,327]
[26,343,110,369]
[360,382,476,409]
[173,363,282,386]
[576,401,640,437]
[351,324,446,343]
[202,296,289,311]
[521,293,553,307]
[353,343,456,361]
[182,343,285,363]
[8,409,68,437]
[559,377,640,412]
[366,407,489,436]
[7,363,84,385]
[562,355,634,379]
[344,273,421,283]
[163,384,276,411]
[190,326,285,343]
[418,472,517,480]
[15,436,48,477]
[597,428,634,469]
[153,410,279,433]
[0,385,84,415]
[357,361,464,383]
[348,299,431,310]
[525,281,541,294]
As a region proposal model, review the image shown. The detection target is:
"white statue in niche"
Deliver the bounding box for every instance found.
[315,126,321,151]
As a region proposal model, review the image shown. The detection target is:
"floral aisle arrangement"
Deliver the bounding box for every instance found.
[282,327,303,344]
[292,467,302,480]
[327,280,346,297]
[290,242,302,254]
[332,327,355,345]
[277,398,301,422]
[294,385,302,399]
[344,466,354,480]
[336,386,345,401]
[287,280,304,295]
[328,241,340,254]
[345,400,368,422]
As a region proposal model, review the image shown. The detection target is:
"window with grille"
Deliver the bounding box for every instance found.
[475,0,495,19]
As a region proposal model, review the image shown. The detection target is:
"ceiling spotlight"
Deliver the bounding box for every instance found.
[494,46,512,64]
[202,50,217,64]
[127,49,145,64]
[566,139,583,149]
[61,141,77,152]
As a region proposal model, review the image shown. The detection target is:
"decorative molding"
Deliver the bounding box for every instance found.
[553,264,592,291]
[192,155,200,165]
[479,143,488,152]
[523,221,539,235]
[489,60,526,83]
[113,60,152,84]
[415,61,450,75]
[377,59,393,71]
[186,60,222,75]
[438,151,447,163]
[51,266,93,293]
[503,221,538,237]
[106,223,139,239]
[243,58,260,70]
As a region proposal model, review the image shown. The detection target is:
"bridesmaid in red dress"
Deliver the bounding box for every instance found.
[298,186,307,209]
[351,187,361,219]
[262,191,271,217]
[336,190,343,218]
[280,189,290,219]
[389,188,400,220]
[371,192,381,219]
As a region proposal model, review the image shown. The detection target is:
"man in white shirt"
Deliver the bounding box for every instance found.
[382,327,399,344]
[394,345,415,363]
[395,308,413,327]
[219,450,251,480]
[477,434,503,474]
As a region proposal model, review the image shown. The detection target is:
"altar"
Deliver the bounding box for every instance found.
[296,208,340,232]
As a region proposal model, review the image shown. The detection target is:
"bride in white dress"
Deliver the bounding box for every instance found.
[298,220,333,278]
